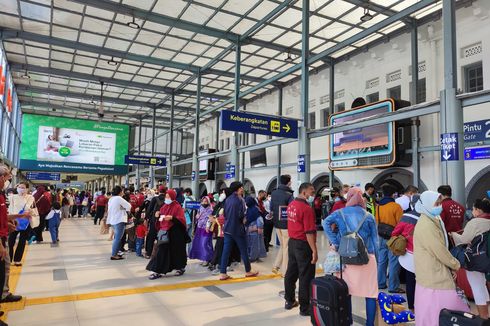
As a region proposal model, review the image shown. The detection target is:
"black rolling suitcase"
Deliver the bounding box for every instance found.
[439,309,490,326]
[310,273,350,326]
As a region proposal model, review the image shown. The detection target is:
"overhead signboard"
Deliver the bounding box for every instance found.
[440,133,459,161]
[124,155,166,166]
[329,99,395,170]
[220,110,298,139]
[464,119,490,145]
[464,146,490,161]
[26,172,61,181]
[20,114,129,175]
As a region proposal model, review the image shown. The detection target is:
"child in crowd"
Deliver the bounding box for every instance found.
[45,202,61,245]
[245,196,267,262]
[135,219,148,257]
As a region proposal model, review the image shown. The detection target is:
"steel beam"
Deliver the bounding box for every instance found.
[168,93,175,188]
[149,106,157,188]
[191,73,202,197]
[231,43,241,182]
[410,26,420,188]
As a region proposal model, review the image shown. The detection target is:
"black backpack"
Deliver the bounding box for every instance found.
[465,231,490,273]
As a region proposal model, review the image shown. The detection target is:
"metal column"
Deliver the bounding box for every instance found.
[191,73,202,197]
[149,106,157,188]
[298,0,310,185]
[276,87,283,189]
[168,93,175,188]
[231,42,241,182]
[328,60,335,190]
[214,113,220,190]
[136,117,143,189]
[410,25,420,189]
[240,104,246,183]
[440,0,465,204]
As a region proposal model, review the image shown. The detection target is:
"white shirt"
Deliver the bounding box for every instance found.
[46,209,61,220]
[395,195,411,211]
[106,195,131,225]
[8,194,34,215]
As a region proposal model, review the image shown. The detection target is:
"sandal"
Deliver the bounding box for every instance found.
[245,271,259,278]
[148,273,162,280]
[219,274,232,281]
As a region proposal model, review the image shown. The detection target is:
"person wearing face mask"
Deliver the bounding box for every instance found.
[188,196,214,265]
[245,196,267,262]
[450,198,490,319]
[283,182,318,317]
[182,188,195,246]
[395,185,419,213]
[413,191,469,325]
[146,189,189,279]
[323,187,379,325]
[7,182,34,267]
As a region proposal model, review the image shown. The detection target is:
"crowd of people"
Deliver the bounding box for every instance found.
[1,161,489,325]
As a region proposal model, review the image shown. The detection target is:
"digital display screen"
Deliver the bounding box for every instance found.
[329,100,394,163]
[20,114,129,175]
[250,148,267,167]
[199,150,208,175]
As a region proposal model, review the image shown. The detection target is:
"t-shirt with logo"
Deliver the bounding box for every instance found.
[440,198,465,233]
[287,198,317,241]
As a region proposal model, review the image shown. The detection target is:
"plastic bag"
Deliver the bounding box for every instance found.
[323,250,343,274]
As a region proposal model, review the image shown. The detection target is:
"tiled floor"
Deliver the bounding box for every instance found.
[4,218,398,325]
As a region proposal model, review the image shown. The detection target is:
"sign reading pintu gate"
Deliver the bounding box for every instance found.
[124,155,166,166]
[220,110,298,139]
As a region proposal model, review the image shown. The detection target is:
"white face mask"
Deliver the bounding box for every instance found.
[219,193,226,202]
[17,188,27,195]
[2,180,10,191]
[307,196,315,203]
[164,199,172,205]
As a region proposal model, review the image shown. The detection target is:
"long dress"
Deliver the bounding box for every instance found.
[189,205,214,262]
[146,202,189,274]
[247,217,267,262]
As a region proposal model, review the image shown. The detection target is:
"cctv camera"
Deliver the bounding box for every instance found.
[98,113,104,118]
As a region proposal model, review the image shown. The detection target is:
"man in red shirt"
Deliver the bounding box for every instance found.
[437,185,465,233]
[284,182,318,317]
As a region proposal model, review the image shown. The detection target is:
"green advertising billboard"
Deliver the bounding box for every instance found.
[20,114,129,175]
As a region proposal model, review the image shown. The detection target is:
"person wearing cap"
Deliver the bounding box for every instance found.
[390,194,421,312]
[144,185,167,258]
[219,181,258,281]
[146,189,189,279]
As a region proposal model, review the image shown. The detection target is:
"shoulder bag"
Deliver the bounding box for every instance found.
[29,196,42,228]
[376,206,395,240]
[338,210,370,265]
[157,229,169,245]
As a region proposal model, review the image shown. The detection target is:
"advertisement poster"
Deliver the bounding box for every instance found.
[20,114,129,175]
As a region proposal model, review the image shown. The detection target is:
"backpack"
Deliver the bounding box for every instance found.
[465,231,490,273]
[338,210,370,265]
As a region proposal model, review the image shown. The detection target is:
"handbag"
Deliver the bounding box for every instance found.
[338,210,370,265]
[376,206,394,240]
[387,235,407,256]
[465,232,490,273]
[450,244,468,268]
[157,229,169,245]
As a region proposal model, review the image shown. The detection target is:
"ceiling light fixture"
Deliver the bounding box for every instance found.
[284,52,294,63]
[21,69,30,79]
[107,57,118,66]
[360,8,373,22]
[126,16,140,30]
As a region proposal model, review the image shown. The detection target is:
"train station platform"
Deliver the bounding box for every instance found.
[1,219,379,326]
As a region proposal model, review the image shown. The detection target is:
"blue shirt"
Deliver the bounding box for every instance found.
[323,206,379,255]
[224,193,246,237]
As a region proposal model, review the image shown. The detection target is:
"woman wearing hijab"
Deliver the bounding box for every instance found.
[33,185,51,243]
[147,189,189,279]
[245,196,267,262]
[189,196,214,265]
[7,182,34,266]
[323,187,379,326]
[413,191,469,325]
[450,198,490,319]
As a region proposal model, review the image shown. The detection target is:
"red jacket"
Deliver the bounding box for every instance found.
[440,198,465,233]
[330,199,346,214]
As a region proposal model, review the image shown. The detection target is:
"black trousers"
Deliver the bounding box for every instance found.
[94,206,105,225]
[284,238,316,314]
[263,219,274,251]
[0,238,5,309]
[145,218,157,256]
[8,227,30,263]
[404,268,416,310]
[71,205,77,216]
[34,213,48,242]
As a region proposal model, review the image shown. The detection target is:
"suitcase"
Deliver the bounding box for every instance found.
[310,274,351,326]
[439,309,490,325]
[457,269,475,300]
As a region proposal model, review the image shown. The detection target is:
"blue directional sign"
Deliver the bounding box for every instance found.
[297,155,305,173]
[166,174,170,182]
[26,172,61,181]
[124,155,166,166]
[440,133,459,161]
[221,110,298,139]
[184,201,201,210]
[464,146,490,161]
[464,119,490,144]
[225,163,236,180]
[191,171,196,181]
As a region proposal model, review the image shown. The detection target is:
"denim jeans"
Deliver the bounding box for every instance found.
[220,233,251,274]
[111,223,126,257]
[377,237,401,291]
[135,237,144,256]
[47,217,60,243]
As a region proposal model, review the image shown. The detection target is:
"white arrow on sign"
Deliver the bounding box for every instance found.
[282,124,290,133]
[443,151,452,160]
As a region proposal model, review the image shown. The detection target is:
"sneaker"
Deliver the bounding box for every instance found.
[299,310,310,317]
[148,273,162,280]
[272,267,280,274]
[285,301,299,310]
[226,266,234,272]
[211,269,220,275]
[28,236,36,245]
[0,294,22,303]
